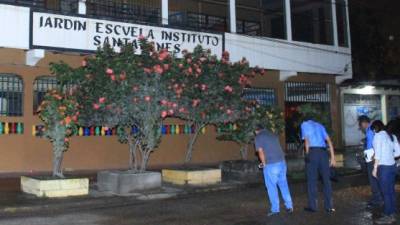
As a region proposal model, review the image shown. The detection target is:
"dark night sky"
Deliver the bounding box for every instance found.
[349,0,400,80]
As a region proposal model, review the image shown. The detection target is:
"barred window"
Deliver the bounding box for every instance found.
[285,82,330,103]
[0,74,23,116]
[0,0,78,13]
[243,87,276,106]
[33,76,58,114]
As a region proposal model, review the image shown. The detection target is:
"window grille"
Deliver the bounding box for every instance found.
[243,87,276,106]
[86,0,161,25]
[285,82,330,103]
[33,76,58,114]
[0,74,23,116]
[0,0,78,13]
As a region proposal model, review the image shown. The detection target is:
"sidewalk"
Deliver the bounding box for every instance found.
[0,168,364,218]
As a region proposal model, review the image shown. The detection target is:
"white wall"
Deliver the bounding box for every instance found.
[0,4,30,49]
[225,33,352,76]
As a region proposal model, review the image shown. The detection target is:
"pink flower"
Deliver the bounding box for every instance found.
[226,109,232,115]
[81,60,87,67]
[144,68,152,74]
[138,34,145,40]
[178,64,184,69]
[132,86,139,92]
[144,96,151,102]
[106,68,113,75]
[192,99,200,107]
[200,84,207,91]
[153,65,164,74]
[224,85,233,93]
[196,68,202,74]
[99,97,106,103]
[163,64,170,71]
[187,67,193,75]
[172,103,178,108]
[110,75,116,81]
[120,71,127,80]
[179,107,185,113]
[160,99,168,105]
[161,111,168,118]
[93,103,100,110]
[158,51,169,61]
[168,109,174,115]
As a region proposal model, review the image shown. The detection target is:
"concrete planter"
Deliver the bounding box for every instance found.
[20,176,89,198]
[162,168,221,186]
[97,170,162,195]
[220,160,262,182]
[287,153,345,172]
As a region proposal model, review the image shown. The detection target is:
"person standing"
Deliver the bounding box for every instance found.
[301,118,336,213]
[255,125,293,217]
[358,115,383,209]
[372,120,400,224]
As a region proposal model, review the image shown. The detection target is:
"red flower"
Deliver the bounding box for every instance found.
[72,115,78,122]
[178,63,184,69]
[187,67,193,75]
[144,96,151,102]
[163,64,170,71]
[106,68,113,75]
[93,103,100,110]
[110,75,116,81]
[161,111,168,118]
[99,97,106,104]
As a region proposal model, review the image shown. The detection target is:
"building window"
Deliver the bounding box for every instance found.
[335,0,348,47]
[291,0,333,45]
[1,0,78,13]
[169,0,228,33]
[33,76,58,114]
[86,0,161,25]
[0,74,23,117]
[236,0,286,38]
[243,87,276,106]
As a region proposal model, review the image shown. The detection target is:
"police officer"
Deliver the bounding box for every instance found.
[301,117,336,213]
[358,115,383,209]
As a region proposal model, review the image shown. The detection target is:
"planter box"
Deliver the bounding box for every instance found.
[220,160,262,182]
[162,168,221,186]
[287,153,344,172]
[97,171,161,195]
[20,176,89,198]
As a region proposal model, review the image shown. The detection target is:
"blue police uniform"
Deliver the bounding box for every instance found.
[301,120,333,211]
[364,124,383,206]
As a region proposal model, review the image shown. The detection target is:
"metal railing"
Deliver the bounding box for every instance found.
[0,0,78,13]
[86,0,161,25]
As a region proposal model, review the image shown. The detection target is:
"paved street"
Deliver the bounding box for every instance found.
[0,176,398,225]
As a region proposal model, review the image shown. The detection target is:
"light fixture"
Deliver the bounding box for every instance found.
[358,85,375,95]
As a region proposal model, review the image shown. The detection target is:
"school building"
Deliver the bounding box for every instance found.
[0,0,351,174]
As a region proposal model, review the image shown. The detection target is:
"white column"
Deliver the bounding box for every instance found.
[162,0,169,25]
[78,0,86,15]
[344,0,351,48]
[331,0,339,47]
[229,0,236,33]
[284,0,292,41]
[381,95,388,124]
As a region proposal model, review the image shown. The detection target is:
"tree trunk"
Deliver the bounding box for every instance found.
[52,144,65,178]
[184,123,204,163]
[128,137,139,171]
[139,148,151,172]
[239,144,249,160]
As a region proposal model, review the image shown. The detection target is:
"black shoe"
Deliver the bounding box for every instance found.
[286,208,294,214]
[326,208,336,213]
[304,207,317,213]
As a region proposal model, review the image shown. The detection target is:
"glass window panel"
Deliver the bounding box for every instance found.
[335,0,348,47]
[0,74,23,117]
[291,0,333,45]
[33,76,58,114]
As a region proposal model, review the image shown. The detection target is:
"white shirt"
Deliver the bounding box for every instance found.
[373,131,400,166]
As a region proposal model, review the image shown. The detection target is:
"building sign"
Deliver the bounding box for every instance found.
[30,12,223,57]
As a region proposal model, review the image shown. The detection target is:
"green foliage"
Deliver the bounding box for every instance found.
[297,103,332,134]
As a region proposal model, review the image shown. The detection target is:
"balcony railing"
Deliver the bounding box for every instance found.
[0,0,78,13]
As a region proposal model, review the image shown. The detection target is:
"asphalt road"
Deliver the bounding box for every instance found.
[0,179,398,225]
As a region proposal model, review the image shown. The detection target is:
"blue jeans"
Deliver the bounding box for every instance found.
[306,148,333,210]
[263,161,293,213]
[366,161,383,205]
[378,165,397,216]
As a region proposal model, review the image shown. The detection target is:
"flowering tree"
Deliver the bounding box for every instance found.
[37,89,79,178]
[173,47,262,163]
[217,104,284,160]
